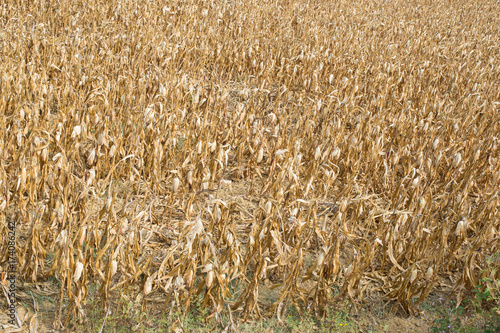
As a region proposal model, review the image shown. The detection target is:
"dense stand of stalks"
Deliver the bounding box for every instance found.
[1,0,499,328]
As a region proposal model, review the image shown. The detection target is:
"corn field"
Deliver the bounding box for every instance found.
[1,0,499,328]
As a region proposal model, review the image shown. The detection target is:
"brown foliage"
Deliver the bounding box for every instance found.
[0,0,499,327]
